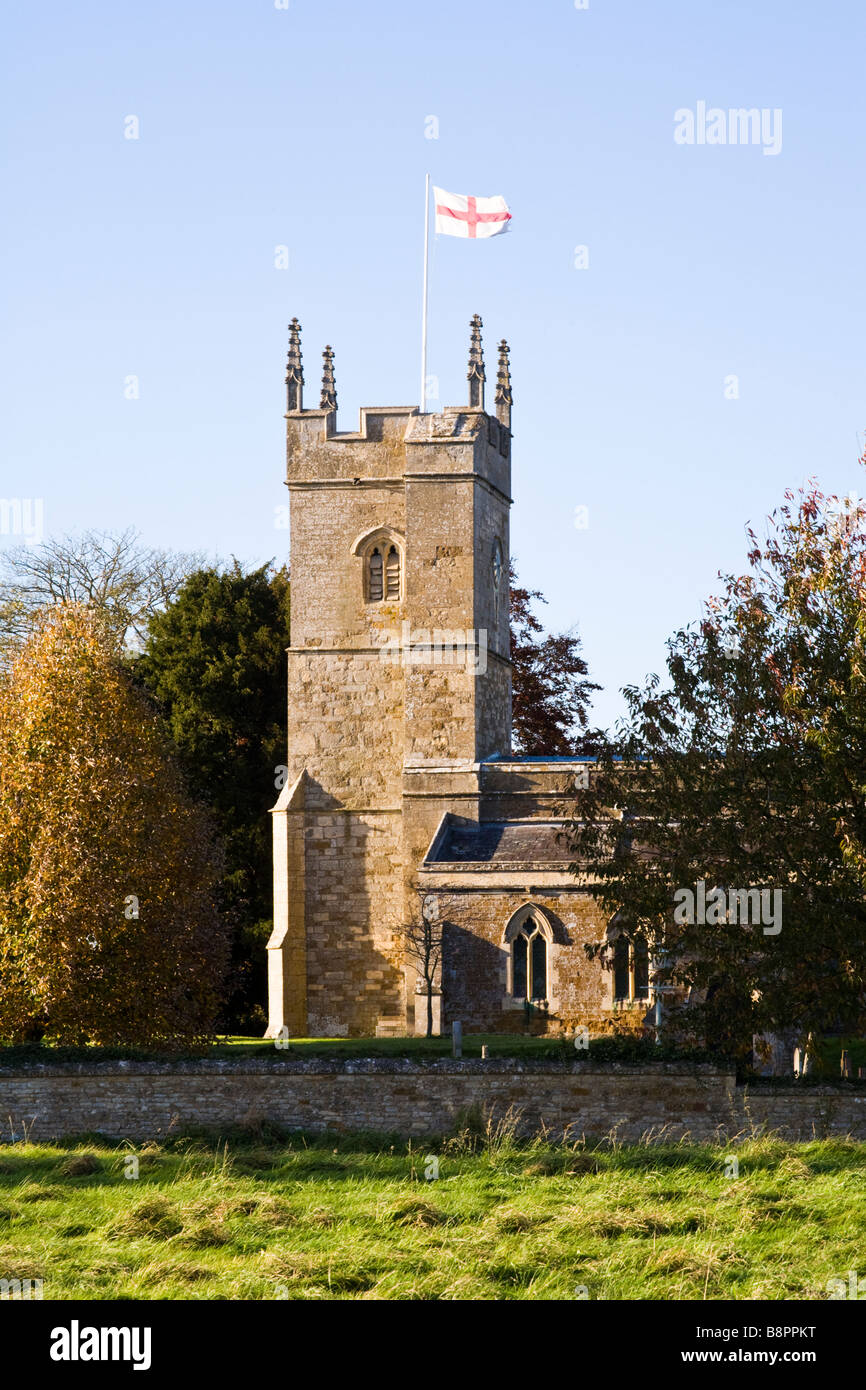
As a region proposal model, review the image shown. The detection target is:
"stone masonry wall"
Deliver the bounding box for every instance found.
[439,889,645,1035]
[304,811,405,1036]
[284,651,405,806]
[3,1062,865,1144]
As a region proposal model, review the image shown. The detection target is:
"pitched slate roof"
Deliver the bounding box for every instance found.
[427,819,574,866]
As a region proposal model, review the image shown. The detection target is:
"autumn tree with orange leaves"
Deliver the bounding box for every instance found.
[567,468,866,1061]
[0,605,229,1046]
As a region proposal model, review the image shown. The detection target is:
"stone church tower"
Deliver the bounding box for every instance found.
[267,317,656,1039]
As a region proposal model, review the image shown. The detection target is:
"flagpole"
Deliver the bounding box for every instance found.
[420,173,430,414]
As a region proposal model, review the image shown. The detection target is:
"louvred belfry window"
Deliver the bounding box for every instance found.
[385,545,400,599]
[368,548,384,601]
[360,532,403,604]
[366,542,401,602]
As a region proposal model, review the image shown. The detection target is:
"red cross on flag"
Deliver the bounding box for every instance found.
[433,186,512,239]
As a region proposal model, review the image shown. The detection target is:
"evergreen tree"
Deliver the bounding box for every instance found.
[135,562,291,1032]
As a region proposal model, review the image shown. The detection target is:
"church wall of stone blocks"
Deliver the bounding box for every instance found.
[266,317,654,1039]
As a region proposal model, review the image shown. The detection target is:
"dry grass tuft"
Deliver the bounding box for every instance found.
[490,1207,552,1234]
[776,1155,813,1181]
[56,1152,102,1178]
[388,1199,448,1228]
[108,1198,183,1240]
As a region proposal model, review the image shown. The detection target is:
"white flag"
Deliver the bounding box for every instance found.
[433,186,511,239]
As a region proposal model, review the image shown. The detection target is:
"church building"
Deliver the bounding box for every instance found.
[266,317,654,1038]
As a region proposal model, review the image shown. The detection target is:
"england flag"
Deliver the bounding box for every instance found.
[433,186,512,239]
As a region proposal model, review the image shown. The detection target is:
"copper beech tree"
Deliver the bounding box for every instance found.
[0,605,229,1046]
[509,561,600,755]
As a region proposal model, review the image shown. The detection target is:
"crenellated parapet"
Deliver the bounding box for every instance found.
[283,315,512,486]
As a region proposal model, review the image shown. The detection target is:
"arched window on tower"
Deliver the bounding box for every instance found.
[361,535,402,603]
[368,547,384,601]
[385,544,400,599]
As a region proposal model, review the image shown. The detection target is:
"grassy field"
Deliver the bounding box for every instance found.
[1,1125,864,1300]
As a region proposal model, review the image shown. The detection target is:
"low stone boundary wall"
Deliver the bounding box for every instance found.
[739,1085,866,1141]
[1,1061,864,1144]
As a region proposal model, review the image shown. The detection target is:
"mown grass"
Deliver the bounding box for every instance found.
[0,1034,714,1067]
[1,1033,863,1076]
[0,1123,864,1300]
[0,1034,592,1064]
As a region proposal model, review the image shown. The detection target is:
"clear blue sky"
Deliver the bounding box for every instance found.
[2,0,864,730]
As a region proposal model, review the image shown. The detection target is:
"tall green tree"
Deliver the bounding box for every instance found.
[567,477,866,1060]
[0,606,228,1046]
[135,562,291,1032]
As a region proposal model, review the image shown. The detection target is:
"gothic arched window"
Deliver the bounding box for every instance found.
[613,934,630,1001]
[634,934,649,998]
[505,906,549,1003]
[611,929,650,1003]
